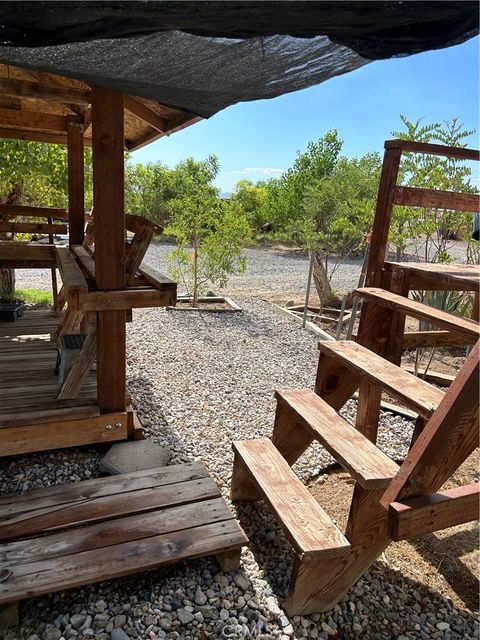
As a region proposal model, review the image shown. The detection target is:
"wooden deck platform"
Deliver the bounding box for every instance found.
[0,309,129,456]
[0,462,248,605]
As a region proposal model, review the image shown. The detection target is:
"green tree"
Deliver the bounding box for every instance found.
[165,156,251,305]
[125,161,175,226]
[390,115,476,262]
[232,179,268,231]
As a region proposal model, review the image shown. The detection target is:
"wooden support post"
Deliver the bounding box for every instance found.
[67,120,85,246]
[92,86,126,413]
[216,549,242,572]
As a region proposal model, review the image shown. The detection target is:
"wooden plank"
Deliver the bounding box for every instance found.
[318,340,444,417]
[232,438,350,558]
[139,263,176,289]
[79,288,175,310]
[403,366,455,387]
[0,462,208,511]
[274,389,399,489]
[0,126,92,147]
[356,287,480,340]
[0,222,66,234]
[0,108,80,133]
[92,86,126,413]
[55,246,88,308]
[0,204,68,220]
[0,497,235,565]
[402,330,474,349]
[0,519,246,606]
[365,146,402,287]
[70,244,95,279]
[67,121,85,245]
[124,95,167,132]
[0,242,56,262]
[0,405,100,429]
[384,139,480,161]
[381,341,480,507]
[392,185,479,213]
[0,477,219,542]
[0,412,126,457]
[384,261,480,291]
[0,77,90,105]
[388,483,480,541]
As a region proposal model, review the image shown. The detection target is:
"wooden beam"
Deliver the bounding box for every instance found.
[123,95,167,132]
[0,412,128,457]
[365,147,402,287]
[55,246,88,311]
[392,185,480,213]
[385,139,480,162]
[79,287,176,311]
[388,483,480,541]
[92,85,126,413]
[402,330,474,349]
[0,108,81,133]
[381,341,480,507]
[71,245,95,280]
[0,222,66,235]
[0,203,68,220]
[0,77,90,105]
[0,126,92,146]
[67,121,85,245]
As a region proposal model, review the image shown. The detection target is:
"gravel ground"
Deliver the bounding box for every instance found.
[3,244,478,640]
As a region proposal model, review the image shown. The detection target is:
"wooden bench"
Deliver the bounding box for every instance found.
[0,462,247,607]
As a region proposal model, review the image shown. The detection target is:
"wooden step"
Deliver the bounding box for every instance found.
[232,438,350,558]
[356,287,480,340]
[275,389,399,489]
[318,340,444,417]
[0,462,247,605]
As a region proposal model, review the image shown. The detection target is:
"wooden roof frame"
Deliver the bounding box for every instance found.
[0,64,201,149]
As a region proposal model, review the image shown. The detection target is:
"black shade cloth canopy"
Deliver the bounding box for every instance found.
[0,1,477,118]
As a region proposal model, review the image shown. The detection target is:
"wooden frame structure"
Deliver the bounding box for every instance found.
[0,65,203,454]
[0,66,248,615]
[231,140,480,614]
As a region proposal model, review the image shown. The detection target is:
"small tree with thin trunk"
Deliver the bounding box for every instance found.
[165,156,251,305]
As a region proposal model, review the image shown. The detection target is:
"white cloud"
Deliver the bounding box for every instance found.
[228,167,284,176]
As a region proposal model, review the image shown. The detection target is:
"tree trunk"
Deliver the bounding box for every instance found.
[312,251,331,311]
[0,268,15,301]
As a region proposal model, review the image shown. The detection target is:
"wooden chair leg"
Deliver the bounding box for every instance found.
[355,382,381,443]
[51,309,82,343]
[230,452,259,501]
[58,326,97,399]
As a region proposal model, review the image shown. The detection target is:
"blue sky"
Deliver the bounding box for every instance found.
[132,36,479,192]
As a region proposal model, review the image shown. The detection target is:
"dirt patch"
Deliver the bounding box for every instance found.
[308,449,479,613]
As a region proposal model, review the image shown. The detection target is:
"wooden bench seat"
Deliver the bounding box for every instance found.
[0,462,247,605]
[231,438,350,559]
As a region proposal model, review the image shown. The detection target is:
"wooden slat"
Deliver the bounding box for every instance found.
[0,77,90,106]
[275,389,399,489]
[356,288,480,340]
[403,366,454,387]
[0,498,235,566]
[124,95,167,132]
[70,244,95,279]
[232,438,350,558]
[0,405,100,429]
[55,247,88,308]
[58,327,97,399]
[0,412,126,457]
[402,330,475,349]
[0,241,56,263]
[0,108,81,133]
[0,127,91,147]
[0,222,66,234]
[388,483,480,541]
[0,477,219,542]
[0,519,245,606]
[318,340,444,417]
[384,139,480,161]
[139,263,176,290]
[0,204,68,220]
[392,185,480,213]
